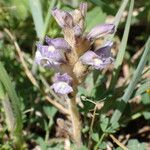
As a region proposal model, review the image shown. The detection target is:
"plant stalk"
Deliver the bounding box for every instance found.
[66,96,82,147]
[94,133,105,150]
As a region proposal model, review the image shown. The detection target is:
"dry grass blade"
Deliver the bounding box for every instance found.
[110,134,128,150]
[45,96,69,115]
[4,28,39,88]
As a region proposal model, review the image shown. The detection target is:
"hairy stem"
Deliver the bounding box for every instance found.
[66,95,82,147]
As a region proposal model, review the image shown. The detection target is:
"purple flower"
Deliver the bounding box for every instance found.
[87,24,115,40]
[35,50,50,67]
[80,42,114,69]
[35,43,66,67]
[51,73,73,94]
[45,36,71,51]
[54,73,73,84]
[95,42,113,58]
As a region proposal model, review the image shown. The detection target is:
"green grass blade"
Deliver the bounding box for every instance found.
[0,62,23,138]
[41,0,57,41]
[109,0,134,90]
[110,36,150,124]
[29,0,44,39]
[105,0,129,42]
[113,0,129,32]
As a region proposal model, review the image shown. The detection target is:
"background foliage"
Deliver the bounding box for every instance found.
[0,0,150,149]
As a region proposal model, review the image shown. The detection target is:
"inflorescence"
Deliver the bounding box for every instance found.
[35,3,115,95]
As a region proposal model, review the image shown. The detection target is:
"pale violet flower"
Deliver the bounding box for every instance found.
[51,82,73,95]
[87,24,115,40]
[54,73,73,84]
[80,42,114,69]
[51,73,73,94]
[35,43,66,67]
[45,36,71,51]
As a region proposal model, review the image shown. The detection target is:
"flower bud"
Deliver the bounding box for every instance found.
[52,8,74,28]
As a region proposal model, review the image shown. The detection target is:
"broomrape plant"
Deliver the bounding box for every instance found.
[35,3,115,146]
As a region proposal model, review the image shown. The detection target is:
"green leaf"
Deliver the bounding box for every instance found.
[98,141,107,149]
[79,145,88,150]
[29,0,44,39]
[89,0,105,7]
[36,137,47,150]
[141,92,150,105]
[127,139,146,150]
[86,6,106,32]
[111,121,120,130]
[84,73,95,97]
[100,116,109,132]
[81,72,107,99]
[78,86,87,96]
[142,111,150,120]
[106,122,119,133]
[0,82,5,98]
[0,62,22,131]
[135,82,150,96]
[115,148,123,150]
[43,105,57,119]
[0,62,23,146]
[11,0,29,20]
[0,83,15,132]
[80,98,95,113]
[91,133,99,142]
[82,125,89,133]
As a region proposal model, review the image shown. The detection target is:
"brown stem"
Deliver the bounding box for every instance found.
[65,95,82,147]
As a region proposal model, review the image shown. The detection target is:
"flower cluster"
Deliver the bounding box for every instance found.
[35,3,115,95]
